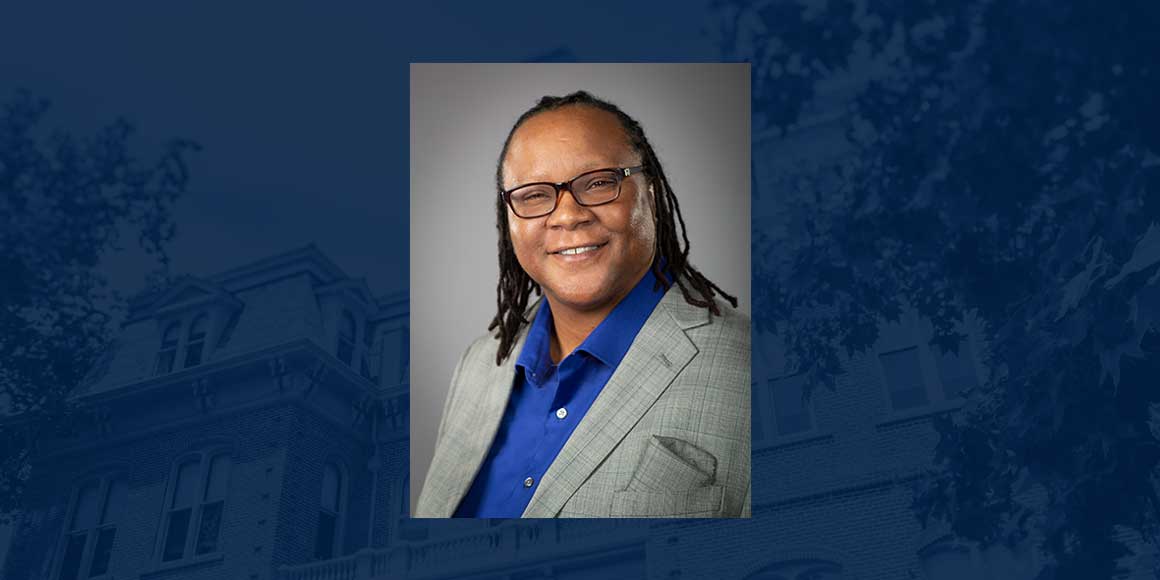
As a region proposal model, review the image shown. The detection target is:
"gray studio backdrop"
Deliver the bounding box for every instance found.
[409,63,750,512]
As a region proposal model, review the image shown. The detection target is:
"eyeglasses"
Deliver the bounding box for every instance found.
[500,166,645,219]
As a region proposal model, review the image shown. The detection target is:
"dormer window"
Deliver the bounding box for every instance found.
[153,312,216,376]
[337,311,356,366]
[184,315,209,368]
[145,278,243,377]
[155,323,181,375]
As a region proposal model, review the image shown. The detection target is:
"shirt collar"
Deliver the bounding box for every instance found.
[516,297,555,386]
[515,266,669,385]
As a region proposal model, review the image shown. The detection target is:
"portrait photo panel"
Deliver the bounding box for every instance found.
[410,63,750,517]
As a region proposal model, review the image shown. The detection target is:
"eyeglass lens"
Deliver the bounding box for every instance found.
[508,169,622,218]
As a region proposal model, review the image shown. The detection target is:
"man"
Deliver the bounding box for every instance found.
[416,91,750,518]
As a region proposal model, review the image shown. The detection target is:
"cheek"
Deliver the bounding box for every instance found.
[508,221,541,264]
[626,195,656,249]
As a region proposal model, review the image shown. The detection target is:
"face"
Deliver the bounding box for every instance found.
[502,105,656,315]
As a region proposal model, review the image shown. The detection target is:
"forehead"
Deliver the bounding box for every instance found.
[503,106,636,182]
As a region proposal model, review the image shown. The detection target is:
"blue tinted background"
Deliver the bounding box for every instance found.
[3,1,1157,579]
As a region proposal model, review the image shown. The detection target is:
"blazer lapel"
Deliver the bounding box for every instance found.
[521,288,709,517]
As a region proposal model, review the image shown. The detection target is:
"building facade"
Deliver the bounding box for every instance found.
[2,245,409,580]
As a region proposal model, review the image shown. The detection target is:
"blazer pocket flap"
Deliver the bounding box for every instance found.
[611,485,725,518]
[627,435,717,493]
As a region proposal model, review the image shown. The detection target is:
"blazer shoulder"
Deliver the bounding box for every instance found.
[713,297,750,334]
[457,296,541,369]
[457,331,503,371]
[674,295,750,348]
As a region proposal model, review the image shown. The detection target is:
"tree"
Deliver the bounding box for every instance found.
[0,90,197,518]
[716,0,1160,577]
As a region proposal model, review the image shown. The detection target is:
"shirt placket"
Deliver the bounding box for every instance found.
[515,361,558,500]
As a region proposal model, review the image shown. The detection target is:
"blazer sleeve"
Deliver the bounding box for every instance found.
[417,339,479,514]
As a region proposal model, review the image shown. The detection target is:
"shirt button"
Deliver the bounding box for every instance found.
[555,407,568,420]
[523,477,535,488]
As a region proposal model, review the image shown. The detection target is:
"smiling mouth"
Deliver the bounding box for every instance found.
[549,242,607,256]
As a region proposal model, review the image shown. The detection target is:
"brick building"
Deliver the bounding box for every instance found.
[2,245,409,580]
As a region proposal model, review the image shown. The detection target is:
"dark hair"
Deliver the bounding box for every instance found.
[488,90,737,364]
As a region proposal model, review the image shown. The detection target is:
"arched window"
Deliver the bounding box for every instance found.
[314,462,345,560]
[184,314,209,368]
[337,311,356,366]
[158,453,230,563]
[155,322,181,375]
[56,476,126,580]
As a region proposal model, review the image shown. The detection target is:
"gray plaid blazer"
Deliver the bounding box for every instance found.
[416,285,751,518]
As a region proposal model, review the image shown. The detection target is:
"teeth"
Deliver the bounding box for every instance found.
[559,245,600,255]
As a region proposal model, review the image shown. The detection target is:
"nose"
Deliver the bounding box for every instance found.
[545,186,593,230]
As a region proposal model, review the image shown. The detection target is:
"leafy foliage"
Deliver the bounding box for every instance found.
[0,90,197,518]
[717,0,1160,577]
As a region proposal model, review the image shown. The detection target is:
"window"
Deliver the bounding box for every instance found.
[159,453,230,563]
[337,311,356,366]
[934,341,979,400]
[314,462,345,560]
[879,346,929,411]
[875,310,983,414]
[155,323,180,375]
[879,338,979,414]
[57,477,126,580]
[215,310,241,349]
[154,312,215,375]
[770,373,814,436]
[184,315,208,368]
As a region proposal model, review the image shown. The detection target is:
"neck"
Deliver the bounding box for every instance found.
[546,302,610,364]
[544,265,654,364]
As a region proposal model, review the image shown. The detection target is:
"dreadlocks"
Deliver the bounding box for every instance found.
[487,91,737,364]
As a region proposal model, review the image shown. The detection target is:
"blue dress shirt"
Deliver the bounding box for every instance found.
[453,268,668,518]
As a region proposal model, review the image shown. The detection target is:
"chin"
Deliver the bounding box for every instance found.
[544,281,618,312]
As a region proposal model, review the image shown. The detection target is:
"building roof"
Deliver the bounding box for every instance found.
[77,245,398,398]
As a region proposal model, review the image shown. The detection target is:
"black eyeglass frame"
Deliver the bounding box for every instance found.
[500,165,646,219]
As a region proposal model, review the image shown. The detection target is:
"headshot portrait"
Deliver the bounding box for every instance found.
[410,63,750,518]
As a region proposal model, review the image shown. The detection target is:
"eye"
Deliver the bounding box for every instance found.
[514,188,552,203]
[585,178,615,190]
